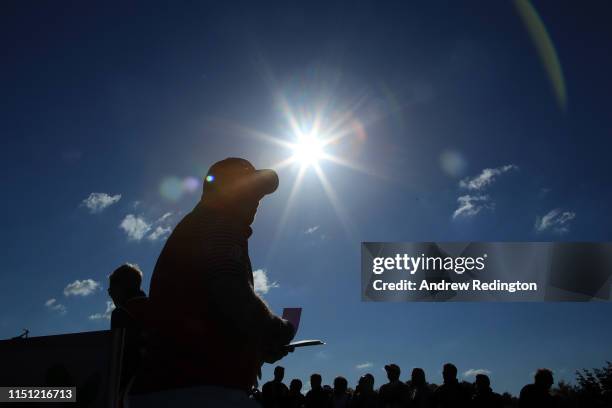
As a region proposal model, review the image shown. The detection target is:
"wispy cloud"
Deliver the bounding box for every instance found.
[253,269,279,295]
[460,164,517,191]
[82,193,121,213]
[120,212,173,241]
[89,301,115,320]
[356,362,373,370]
[147,226,171,241]
[120,214,152,241]
[63,279,101,296]
[463,368,491,378]
[453,195,492,219]
[305,225,320,234]
[535,209,576,234]
[44,298,67,315]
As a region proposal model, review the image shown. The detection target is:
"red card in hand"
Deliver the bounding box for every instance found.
[282,308,302,333]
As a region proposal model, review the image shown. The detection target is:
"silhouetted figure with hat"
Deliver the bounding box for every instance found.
[519,369,556,408]
[432,363,470,408]
[378,364,409,408]
[287,378,306,408]
[331,376,351,408]
[471,374,502,408]
[351,373,377,408]
[262,366,289,408]
[131,158,294,407]
[407,368,433,408]
[305,374,332,408]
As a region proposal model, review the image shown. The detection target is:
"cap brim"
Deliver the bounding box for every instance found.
[253,169,279,196]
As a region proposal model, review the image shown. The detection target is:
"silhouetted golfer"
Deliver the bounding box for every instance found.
[378,364,409,408]
[262,366,290,408]
[432,363,470,408]
[519,369,556,408]
[130,158,295,407]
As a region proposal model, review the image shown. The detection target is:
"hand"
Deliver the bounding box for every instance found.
[262,344,294,364]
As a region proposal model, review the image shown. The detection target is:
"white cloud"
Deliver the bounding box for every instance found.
[305,225,320,234]
[463,368,491,378]
[120,214,152,241]
[63,279,101,296]
[253,269,279,295]
[82,193,121,213]
[147,226,171,241]
[156,212,172,223]
[535,209,576,234]
[356,362,374,370]
[89,301,115,320]
[460,164,517,191]
[453,195,492,219]
[44,298,66,314]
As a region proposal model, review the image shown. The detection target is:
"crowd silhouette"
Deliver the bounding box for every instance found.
[251,364,573,408]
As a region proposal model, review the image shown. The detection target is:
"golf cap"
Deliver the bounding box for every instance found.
[203,158,279,199]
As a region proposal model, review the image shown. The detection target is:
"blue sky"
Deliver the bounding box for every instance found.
[1,1,612,396]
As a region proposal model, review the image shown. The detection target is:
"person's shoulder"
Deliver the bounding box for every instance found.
[110,307,133,329]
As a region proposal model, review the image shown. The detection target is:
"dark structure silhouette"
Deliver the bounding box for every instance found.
[519,368,556,408]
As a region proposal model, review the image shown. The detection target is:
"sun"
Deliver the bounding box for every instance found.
[291,133,324,167]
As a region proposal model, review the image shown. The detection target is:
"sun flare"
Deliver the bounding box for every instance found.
[291,133,324,167]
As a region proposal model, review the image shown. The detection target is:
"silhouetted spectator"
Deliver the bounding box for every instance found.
[306,374,331,408]
[519,369,556,408]
[378,364,409,408]
[108,263,147,405]
[432,363,470,408]
[407,368,433,408]
[262,366,290,408]
[132,159,293,406]
[108,263,147,329]
[287,378,306,408]
[471,374,502,408]
[351,373,377,408]
[331,376,351,408]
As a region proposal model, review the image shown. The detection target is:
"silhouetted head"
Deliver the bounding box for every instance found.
[108,263,143,306]
[534,369,554,390]
[310,373,322,389]
[358,373,375,392]
[290,379,302,394]
[475,374,491,394]
[333,376,348,395]
[202,158,279,225]
[384,363,401,382]
[411,368,426,387]
[442,363,458,384]
[274,366,285,382]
